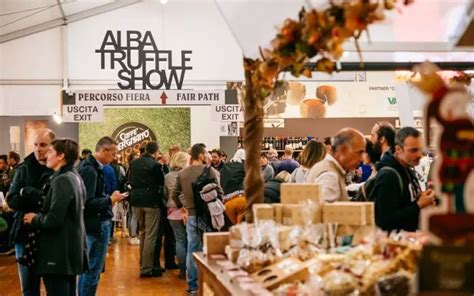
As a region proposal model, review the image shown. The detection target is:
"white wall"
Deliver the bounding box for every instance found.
[67,1,244,81]
[190,106,222,149]
[0,1,245,146]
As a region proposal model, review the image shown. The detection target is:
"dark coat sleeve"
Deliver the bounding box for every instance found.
[79,166,111,212]
[31,175,74,230]
[154,163,165,187]
[7,166,42,211]
[374,169,420,231]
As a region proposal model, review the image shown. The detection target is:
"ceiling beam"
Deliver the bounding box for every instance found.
[342,41,474,52]
[305,62,474,72]
[0,0,141,44]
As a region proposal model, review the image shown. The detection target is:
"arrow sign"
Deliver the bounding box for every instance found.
[160,92,168,105]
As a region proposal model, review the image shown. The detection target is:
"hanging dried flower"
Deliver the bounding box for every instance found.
[245,0,413,100]
[242,0,414,221]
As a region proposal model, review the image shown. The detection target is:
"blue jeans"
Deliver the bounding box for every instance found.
[186,216,202,292]
[15,243,41,296]
[169,219,187,272]
[78,220,111,296]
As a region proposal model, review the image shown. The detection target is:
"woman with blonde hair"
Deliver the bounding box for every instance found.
[291,140,326,183]
[164,151,190,279]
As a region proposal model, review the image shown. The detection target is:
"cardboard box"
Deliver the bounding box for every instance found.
[322,202,374,226]
[280,184,321,204]
[203,232,229,255]
[253,204,274,223]
[250,257,310,290]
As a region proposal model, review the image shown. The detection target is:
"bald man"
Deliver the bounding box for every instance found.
[307,128,366,202]
[7,129,56,296]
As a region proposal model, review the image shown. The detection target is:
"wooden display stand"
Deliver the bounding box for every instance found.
[250,258,309,290]
[193,252,251,296]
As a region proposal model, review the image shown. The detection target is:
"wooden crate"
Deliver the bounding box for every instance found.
[322,202,374,226]
[203,232,229,255]
[280,184,321,204]
[272,204,284,224]
[253,204,274,224]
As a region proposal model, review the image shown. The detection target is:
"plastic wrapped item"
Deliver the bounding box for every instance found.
[305,274,325,296]
[272,281,306,296]
[271,275,324,296]
[285,224,325,261]
[236,221,283,272]
[322,270,358,296]
[375,271,411,296]
[299,200,319,227]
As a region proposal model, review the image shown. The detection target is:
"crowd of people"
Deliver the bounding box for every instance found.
[0,122,437,296]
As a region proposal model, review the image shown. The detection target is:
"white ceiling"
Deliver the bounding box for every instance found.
[0,0,138,41]
[0,0,473,62]
[214,0,474,60]
[0,1,116,35]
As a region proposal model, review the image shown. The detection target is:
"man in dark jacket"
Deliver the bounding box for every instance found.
[78,137,126,296]
[210,149,224,172]
[6,129,55,296]
[373,127,436,232]
[370,121,395,161]
[0,155,9,195]
[7,151,21,183]
[128,141,165,277]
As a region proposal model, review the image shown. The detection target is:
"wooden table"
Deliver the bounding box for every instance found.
[193,252,252,296]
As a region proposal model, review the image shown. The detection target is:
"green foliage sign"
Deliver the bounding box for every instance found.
[79,108,190,155]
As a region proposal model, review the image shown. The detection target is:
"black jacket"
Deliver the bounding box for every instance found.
[211,161,224,172]
[78,155,113,236]
[373,152,421,232]
[7,153,53,244]
[264,179,284,203]
[128,154,165,208]
[220,162,245,195]
[31,165,88,275]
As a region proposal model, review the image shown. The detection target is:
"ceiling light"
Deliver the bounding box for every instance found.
[160,0,168,4]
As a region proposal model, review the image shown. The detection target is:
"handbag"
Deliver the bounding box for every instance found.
[17,226,40,268]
